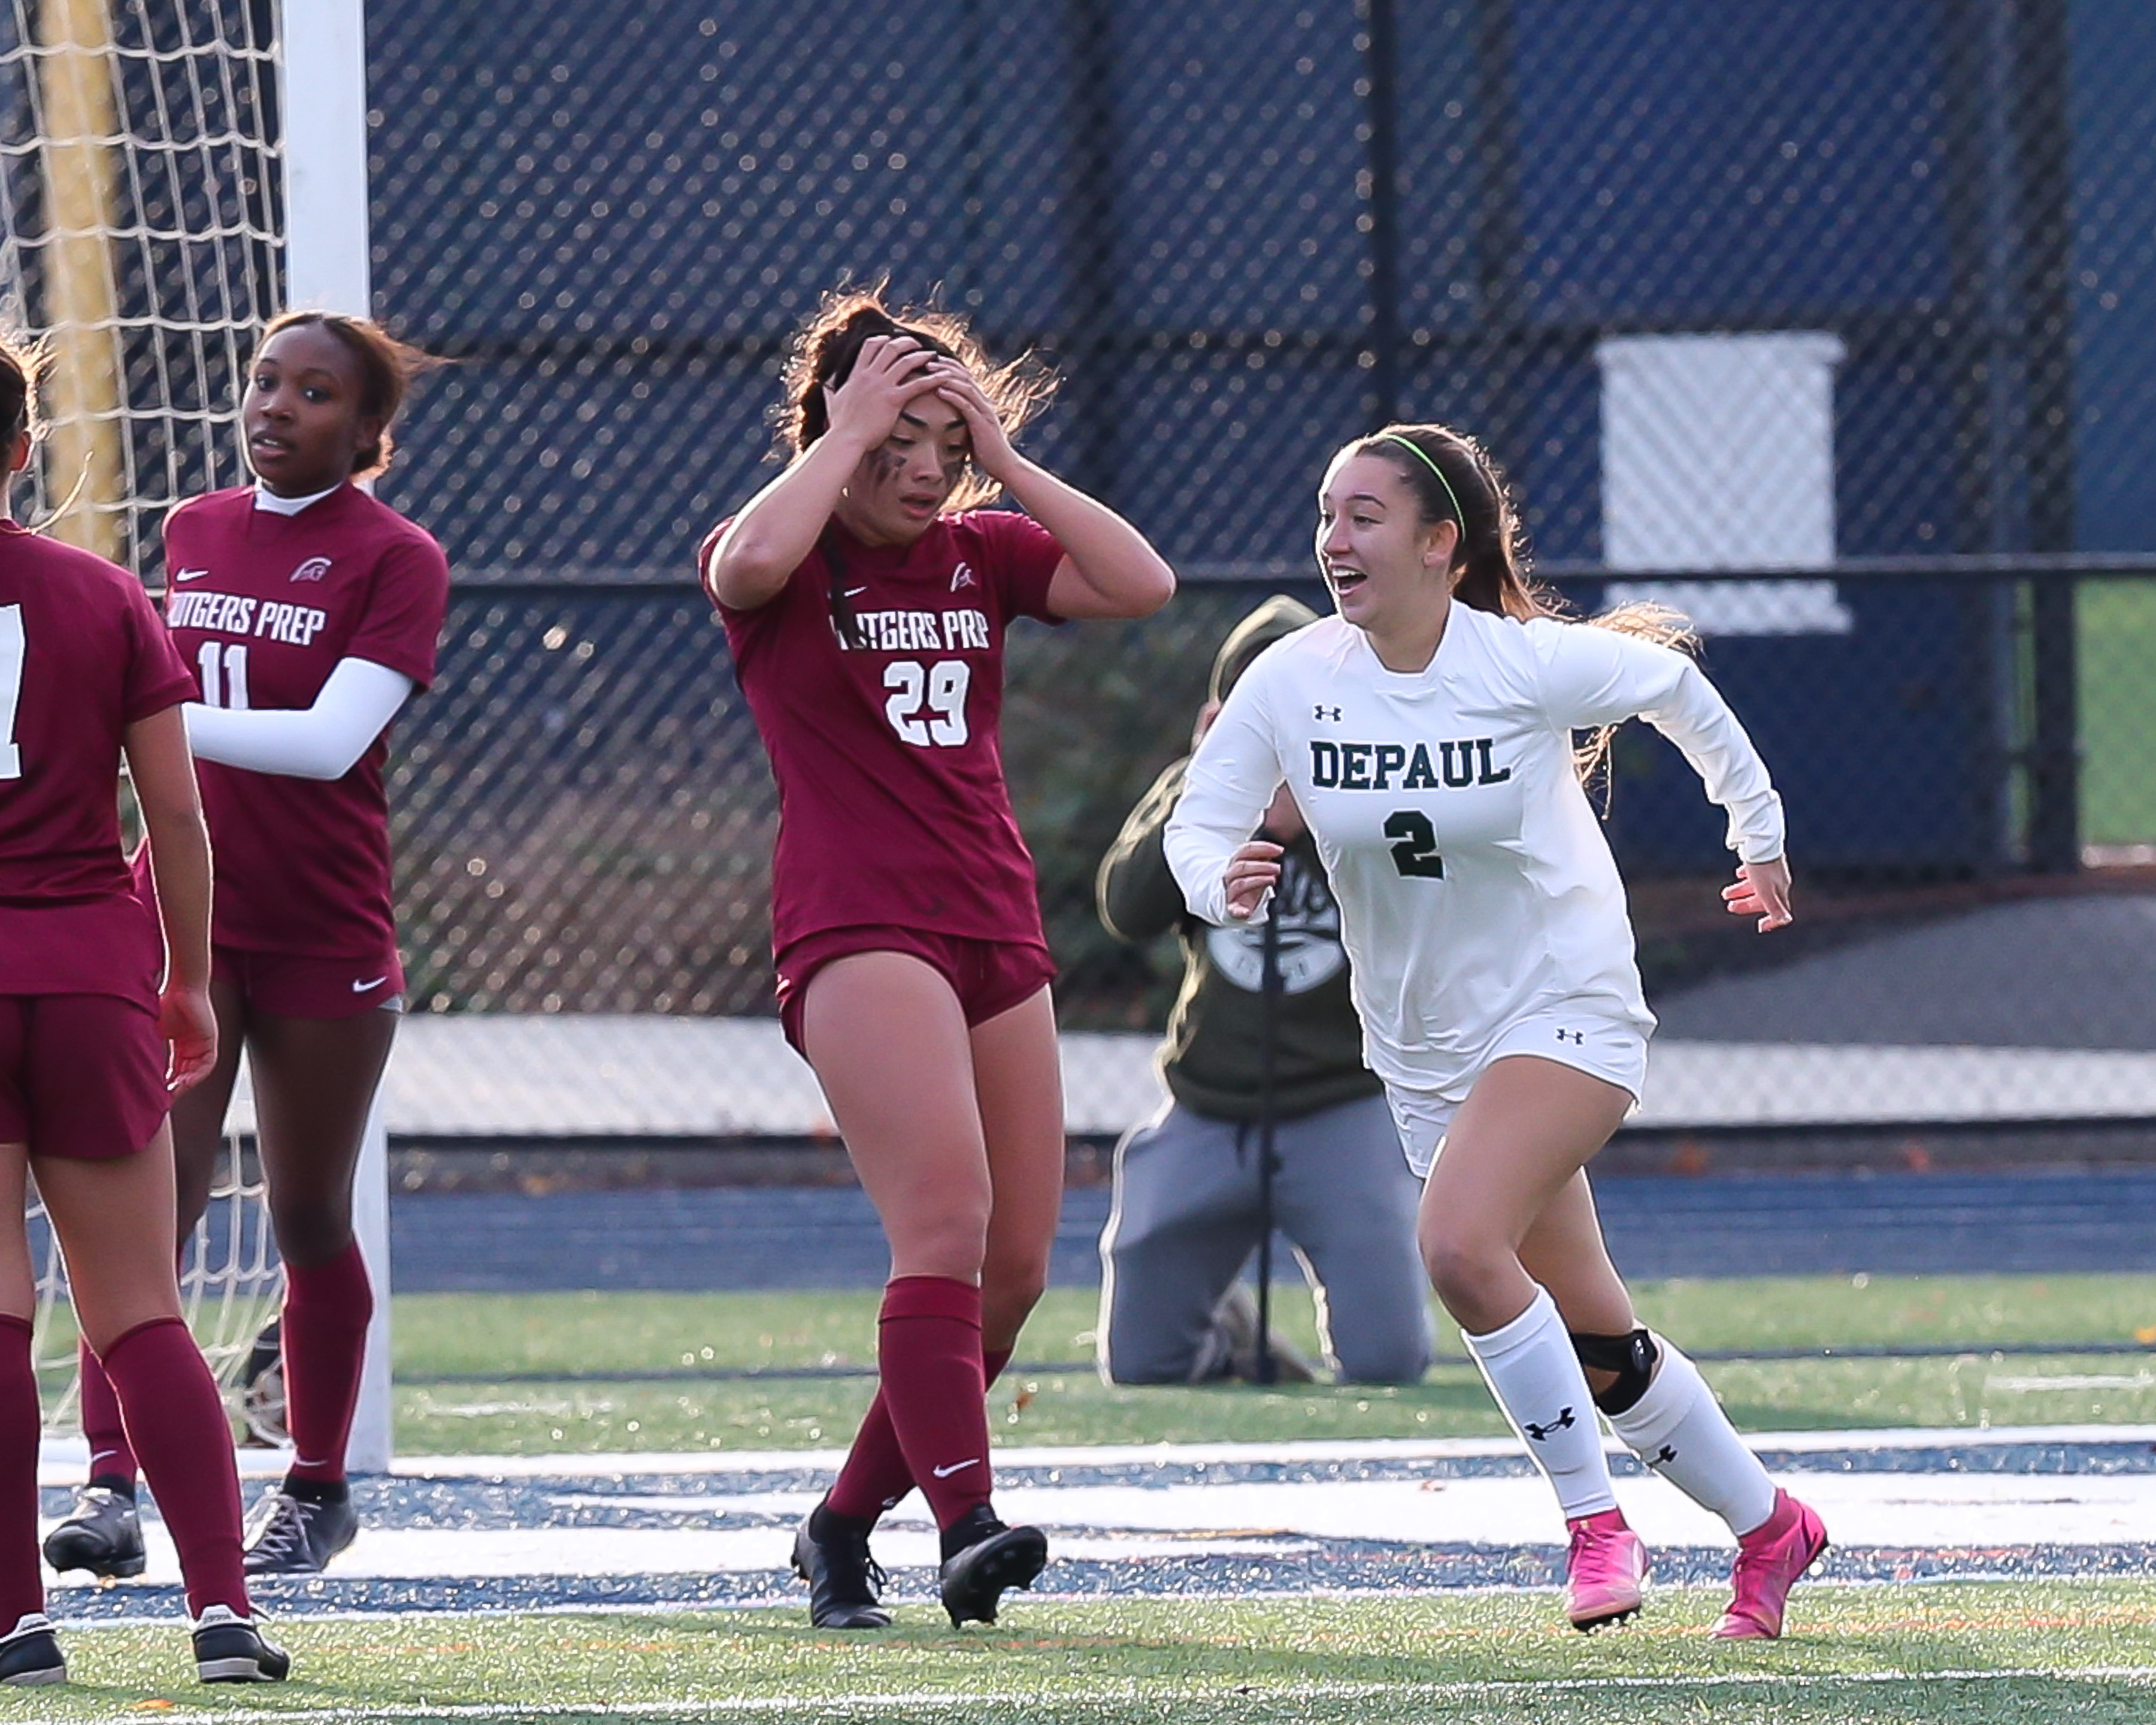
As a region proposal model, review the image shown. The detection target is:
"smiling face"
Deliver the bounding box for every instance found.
[1315,450,1459,643]
[241,322,381,497]
[834,391,971,547]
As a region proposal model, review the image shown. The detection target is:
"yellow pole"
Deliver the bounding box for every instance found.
[35,0,126,565]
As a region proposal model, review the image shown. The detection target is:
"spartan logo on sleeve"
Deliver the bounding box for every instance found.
[1309,738,1510,790]
[1206,852,1346,994]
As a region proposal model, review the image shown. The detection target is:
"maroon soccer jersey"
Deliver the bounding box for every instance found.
[0,520,196,1006]
[162,485,449,958]
[704,510,1065,953]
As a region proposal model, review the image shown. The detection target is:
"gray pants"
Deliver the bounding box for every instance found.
[1097,1093,1433,1385]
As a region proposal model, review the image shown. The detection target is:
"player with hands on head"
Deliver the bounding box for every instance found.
[703,286,1174,1630]
[1167,422,1822,1641]
[46,311,449,1584]
[0,334,286,1684]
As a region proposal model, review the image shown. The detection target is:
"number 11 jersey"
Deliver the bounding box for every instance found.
[704,510,1064,955]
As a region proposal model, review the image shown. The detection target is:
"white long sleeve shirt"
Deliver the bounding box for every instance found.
[1165,603,1785,1097]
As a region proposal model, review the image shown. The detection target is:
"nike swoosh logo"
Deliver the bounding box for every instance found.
[843,586,867,597]
[352,976,389,992]
[172,568,211,582]
[930,1458,981,1479]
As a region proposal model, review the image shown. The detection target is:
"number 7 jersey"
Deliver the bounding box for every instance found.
[1165,604,1785,1098]
[704,510,1065,953]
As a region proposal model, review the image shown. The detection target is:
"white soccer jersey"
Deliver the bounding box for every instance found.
[1164,603,1784,1098]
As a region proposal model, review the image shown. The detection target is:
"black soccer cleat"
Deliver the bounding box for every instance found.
[190,1605,289,1683]
[41,1484,146,1579]
[937,1506,1047,1628]
[242,1488,358,1575]
[0,1614,65,1686]
[791,1505,893,1629]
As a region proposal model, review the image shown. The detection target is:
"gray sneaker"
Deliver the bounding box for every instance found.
[1203,1282,1321,1384]
[241,1489,358,1575]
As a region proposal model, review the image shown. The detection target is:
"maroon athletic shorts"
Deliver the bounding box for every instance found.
[0,994,170,1161]
[214,944,405,1019]
[775,926,1056,1056]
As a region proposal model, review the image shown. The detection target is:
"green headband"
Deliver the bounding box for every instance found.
[1379,432,1467,528]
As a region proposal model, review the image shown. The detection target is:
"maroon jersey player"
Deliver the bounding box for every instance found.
[704,289,1174,1630]
[48,313,447,1584]
[0,335,286,1682]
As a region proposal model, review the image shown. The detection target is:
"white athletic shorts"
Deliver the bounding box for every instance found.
[1383,1003,1649,1179]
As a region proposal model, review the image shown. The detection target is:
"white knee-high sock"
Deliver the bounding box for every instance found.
[1463,1286,1616,1521]
[1602,1337,1777,1536]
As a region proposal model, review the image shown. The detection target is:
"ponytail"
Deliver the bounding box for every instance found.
[1352,421,1697,791]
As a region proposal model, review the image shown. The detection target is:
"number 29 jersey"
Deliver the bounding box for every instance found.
[703,510,1064,955]
[162,485,450,958]
[1165,604,1785,1098]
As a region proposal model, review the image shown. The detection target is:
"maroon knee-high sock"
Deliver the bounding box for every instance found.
[0,1318,44,1628]
[871,1276,991,1531]
[99,1317,247,1618]
[281,1239,372,1485]
[827,1343,1015,1523]
[76,1338,138,1485]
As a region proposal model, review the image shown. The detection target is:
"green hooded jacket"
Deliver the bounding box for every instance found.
[1095,594,1381,1121]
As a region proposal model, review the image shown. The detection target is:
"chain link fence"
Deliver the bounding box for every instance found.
[8,2,2156,1158]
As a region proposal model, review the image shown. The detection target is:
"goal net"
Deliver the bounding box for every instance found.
[1,0,287,1429]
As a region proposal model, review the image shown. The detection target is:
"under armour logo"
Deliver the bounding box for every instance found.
[1555,1027,1586,1045]
[1522,1406,1576,1443]
[1314,704,1342,722]
[1652,1445,1676,1466]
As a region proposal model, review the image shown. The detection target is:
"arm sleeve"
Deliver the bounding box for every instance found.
[1164,668,1288,926]
[122,578,200,721]
[979,509,1067,624]
[183,656,414,781]
[1096,758,1194,943]
[343,532,450,689]
[1532,620,1785,862]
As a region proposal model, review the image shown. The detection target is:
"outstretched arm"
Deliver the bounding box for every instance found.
[931,362,1175,621]
[183,656,413,781]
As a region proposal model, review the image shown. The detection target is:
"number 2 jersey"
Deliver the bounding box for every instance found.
[0,520,196,1007]
[162,485,450,958]
[702,510,1064,955]
[1164,603,1785,1098]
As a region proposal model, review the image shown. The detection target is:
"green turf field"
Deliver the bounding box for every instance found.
[26,1585,2156,1722]
[383,1274,2156,1454]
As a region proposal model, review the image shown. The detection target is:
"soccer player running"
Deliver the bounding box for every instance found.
[45,313,449,1580]
[0,336,286,1682]
[1166,423,1827,1640]
[702,288,1174,1629]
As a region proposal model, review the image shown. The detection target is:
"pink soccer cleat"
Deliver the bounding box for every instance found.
[1713,1488,1828,1640]
[1564,1507,1649,1631]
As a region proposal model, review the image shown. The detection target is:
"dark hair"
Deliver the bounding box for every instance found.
[257,310,437,478]
[781,286,1054,646]
[1346,421,1694,789]
[0,329,45,451]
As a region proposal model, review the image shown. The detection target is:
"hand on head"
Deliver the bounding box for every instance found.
[1723,857,1793,933]
[925,357,1018,482]
[821,334,946,452]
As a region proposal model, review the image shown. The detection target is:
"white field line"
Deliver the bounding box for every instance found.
[102,1665,2156,1723]
[365,1423,2156,1481]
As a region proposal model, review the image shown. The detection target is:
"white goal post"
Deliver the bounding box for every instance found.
[280,0,393,1479]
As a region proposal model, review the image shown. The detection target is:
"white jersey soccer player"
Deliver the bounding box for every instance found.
[1165,598,1783,1169]
[1167,421,1827,1644]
